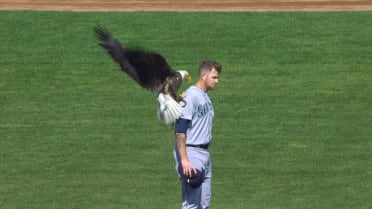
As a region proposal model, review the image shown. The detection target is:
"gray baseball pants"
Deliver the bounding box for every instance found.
[174,146,212,209]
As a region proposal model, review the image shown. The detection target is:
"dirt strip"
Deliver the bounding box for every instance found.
[1,0,372,12]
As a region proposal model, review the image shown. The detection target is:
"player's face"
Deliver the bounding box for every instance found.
[205,68,220,90]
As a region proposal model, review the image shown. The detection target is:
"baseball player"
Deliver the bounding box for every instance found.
[174,60,222,209]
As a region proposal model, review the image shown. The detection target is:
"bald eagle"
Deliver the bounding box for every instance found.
[94,27,191,125]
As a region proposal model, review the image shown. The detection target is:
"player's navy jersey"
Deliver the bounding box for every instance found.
[179,85,214,145]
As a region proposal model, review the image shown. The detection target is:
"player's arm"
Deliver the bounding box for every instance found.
[176,132,196,177]
[175,119,196,177]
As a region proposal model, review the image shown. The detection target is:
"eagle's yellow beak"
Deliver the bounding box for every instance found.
[186,74,192,83]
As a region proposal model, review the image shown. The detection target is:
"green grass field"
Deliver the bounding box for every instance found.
[1,10,371,209]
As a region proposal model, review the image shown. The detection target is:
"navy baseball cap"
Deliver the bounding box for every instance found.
[178,167,204,188]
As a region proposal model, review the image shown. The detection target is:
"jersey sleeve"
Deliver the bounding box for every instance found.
[179,90,195,121]
[174,118,191,133]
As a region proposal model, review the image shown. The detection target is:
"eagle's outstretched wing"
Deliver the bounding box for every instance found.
[95,27,191,125]
[94,27,175,92]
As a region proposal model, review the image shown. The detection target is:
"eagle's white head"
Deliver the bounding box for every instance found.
[177,70,192,82]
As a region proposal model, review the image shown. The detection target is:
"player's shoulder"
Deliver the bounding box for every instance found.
[182,85,201,103]
[184,85,202,96]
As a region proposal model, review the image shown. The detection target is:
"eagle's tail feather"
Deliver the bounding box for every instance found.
[157,93,182,125]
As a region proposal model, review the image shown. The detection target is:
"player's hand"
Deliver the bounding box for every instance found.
[181,160,197,177]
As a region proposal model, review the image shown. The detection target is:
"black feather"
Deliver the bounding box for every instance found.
[94,26,177,92]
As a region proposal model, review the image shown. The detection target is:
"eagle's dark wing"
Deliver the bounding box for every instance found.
[94,27,174,92]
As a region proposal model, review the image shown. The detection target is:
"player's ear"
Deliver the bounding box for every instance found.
[200,71,208,81]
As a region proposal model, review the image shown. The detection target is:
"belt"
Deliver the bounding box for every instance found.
[186,144,209,149]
